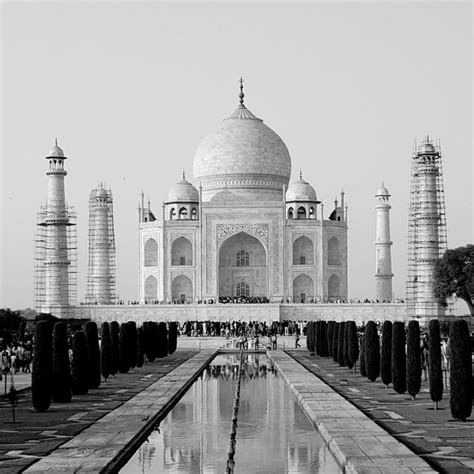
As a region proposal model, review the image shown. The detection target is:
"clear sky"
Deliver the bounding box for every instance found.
[1,1,472,310]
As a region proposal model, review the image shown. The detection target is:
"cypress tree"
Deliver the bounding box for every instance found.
[85,321,101,389]
[306,321,313,353]
[168,322,178,355]
[146,322,157,362]
[52,322,71,403]
[348,321,359,372]
[428,319,443,409]
[32,320,53,412]
[344,322,353,369]
[320,321,328,357]
[118,323,130,373]
[315,321,321,356]
[110,321,119,376]
[101,322,112,382]
[359,335,366,377]
[127,321,138,369]
[449,320,472,421]
[136,326,145,367]
[71,330,89,395]
[364,321,380,382]
[332,323,339,364]
[311,321,317,355]
[392,322,406,394]
[327,321,334,358]
[338,322,345,366]
[381,321,392,388]
[406,321,421,400]
[157,322,169,358]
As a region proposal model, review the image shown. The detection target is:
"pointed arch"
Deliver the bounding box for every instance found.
[171,274,193,303]
[172,236,192,266]
[328,236,340,265]
[293,236,314,265]
[328,274,340,300]
[179,207,188,219]
[145,275,158,301]
[169,208,176,220]
[297,206,306,219]
[288,207,294,219]
[144,238,158,267]
[293,274,314,303]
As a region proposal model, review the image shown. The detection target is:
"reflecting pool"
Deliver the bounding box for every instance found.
[121,354,341,473]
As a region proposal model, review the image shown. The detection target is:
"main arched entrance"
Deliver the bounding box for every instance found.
[218,232,267,299]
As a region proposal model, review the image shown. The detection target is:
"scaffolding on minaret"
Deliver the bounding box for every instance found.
[85,184,117,304]
[34,205,78,316]
[406,136,448,320]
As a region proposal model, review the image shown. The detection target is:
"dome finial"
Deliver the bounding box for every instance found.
[182,169,186,180]
[55,137,58,147]
[239,77,244,105]
[299,169,302,180]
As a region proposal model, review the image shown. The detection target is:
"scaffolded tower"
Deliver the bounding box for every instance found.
[34,140,77,318]
[85,184,117,304]
[406,136,447,321]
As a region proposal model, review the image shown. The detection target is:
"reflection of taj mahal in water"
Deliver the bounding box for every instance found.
[138,81,348,304]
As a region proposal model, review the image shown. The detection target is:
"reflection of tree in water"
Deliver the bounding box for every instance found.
[205,355,276,381]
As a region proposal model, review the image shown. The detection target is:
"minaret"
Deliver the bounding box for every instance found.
[374,182,393,301]
[407,136,447,321]
[86,184,116,304]
[35,140,76,318]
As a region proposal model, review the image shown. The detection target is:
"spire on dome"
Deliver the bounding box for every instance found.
[55,137,58,147]
[182,169,186,180]
[299,169,302,180]
[239,77,244,105]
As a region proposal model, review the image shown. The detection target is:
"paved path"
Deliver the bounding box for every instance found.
[269,350,436,473]
[288,350,474,474]
[24,350,216,473]
[0,351,200,473]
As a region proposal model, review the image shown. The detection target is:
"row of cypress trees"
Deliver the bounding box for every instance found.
[32,319,179,412]
[306,318,472,422]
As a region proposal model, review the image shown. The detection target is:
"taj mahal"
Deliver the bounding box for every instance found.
[138,81,348,305]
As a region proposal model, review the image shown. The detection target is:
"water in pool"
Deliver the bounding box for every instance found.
[121,354,341,473]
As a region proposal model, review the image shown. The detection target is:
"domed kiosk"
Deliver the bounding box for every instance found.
[138,81,348,307]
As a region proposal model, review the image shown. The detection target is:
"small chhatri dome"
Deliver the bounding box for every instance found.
[286,172,318,202]
[376,181,390,197]
[167,174,199,203]
[193,79,292,201]
[419,135,435,154]
[46,138,66,158]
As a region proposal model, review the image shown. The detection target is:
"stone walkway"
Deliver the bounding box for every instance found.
[24,350,216,473]
[0,351,200,473]
[288,350,474,474]
[269,350,436,473]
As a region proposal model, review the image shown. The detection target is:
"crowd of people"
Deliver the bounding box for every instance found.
[1,340,33,379]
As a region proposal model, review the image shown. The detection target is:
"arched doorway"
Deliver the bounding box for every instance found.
[145,275,157,302]
[293,274,314,303]
[218,232,267,299]
[171,275,193,303]
[328,274,341,301]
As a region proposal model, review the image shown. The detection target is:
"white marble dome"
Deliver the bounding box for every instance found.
[167,176,199,203]
[286,175,317,202]
[376,182,390,197]
[47,139,65,158]
[193,102,291,201]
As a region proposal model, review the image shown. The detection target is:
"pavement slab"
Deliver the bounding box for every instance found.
[288,350,474,474]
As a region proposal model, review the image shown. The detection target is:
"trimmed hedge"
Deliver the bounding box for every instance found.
[320,321,328,357]
[52,322,71,403]
[332,323,339,364]
[157,322,168,358]
[110,321,120,376]
[449,320,472,421]
[380,321,392,388]
[118,323,130,373]
[359,335,366,377]
[85,321,101,390]
[392,322,406,394]
[364,321,380,382]
[32,320,53,412]
[71,330,89,395]
[344,322,353,369]
[347,321,359,371]
[428,319,443,409]
[168,322,178,355]
[137,326,145,368]
[101,322,112,381]
[407,321,421,400]
[337,322,345,366]
[127,321,138,369]
[327,321,335,358]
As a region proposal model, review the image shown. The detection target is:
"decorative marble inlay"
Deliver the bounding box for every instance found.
[217,223,269,246]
